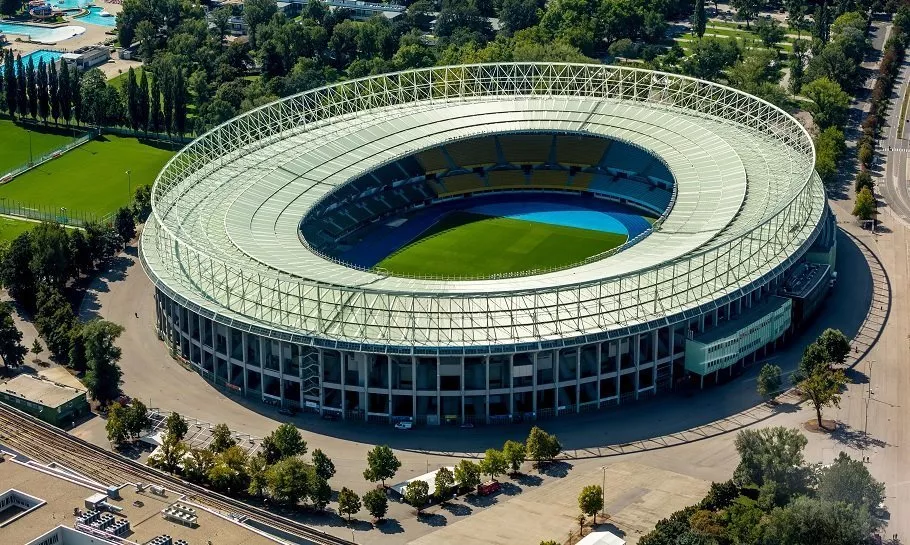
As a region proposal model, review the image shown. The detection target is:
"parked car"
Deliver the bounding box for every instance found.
[476,481,501,496]
[394,420,413,430]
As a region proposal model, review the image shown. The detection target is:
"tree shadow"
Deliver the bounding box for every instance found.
[771,401,799,414]
[464,494,498,508]
[541,460,573,478]
[376,518,404,534]
[499,482,522,496]
[441,502,472,516]
[415,512,447,527]
[513,473,543,487]
[830,423,889,451]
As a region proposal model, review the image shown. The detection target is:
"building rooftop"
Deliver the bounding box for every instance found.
[1,374,85,409]
[692,295,790,345]
[142,63,826,350]
[0,450,278,545]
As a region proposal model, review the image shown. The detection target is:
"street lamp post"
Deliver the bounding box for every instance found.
[601,465,606,517]
[125,170,132,201]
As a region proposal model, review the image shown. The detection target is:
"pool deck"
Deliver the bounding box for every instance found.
[3,2,139,81]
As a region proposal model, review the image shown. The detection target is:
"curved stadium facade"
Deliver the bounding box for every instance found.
[140,63,836,424]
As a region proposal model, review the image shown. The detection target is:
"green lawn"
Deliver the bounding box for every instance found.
[0,134,176,218]
[0,118,85,174]
[375,212,628,277]
[0,217,37,243]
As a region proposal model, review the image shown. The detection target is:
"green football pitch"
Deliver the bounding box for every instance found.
[0,217,37,243]
[0,134,175,218]
[375,212,628,277]
[0,118,85,174]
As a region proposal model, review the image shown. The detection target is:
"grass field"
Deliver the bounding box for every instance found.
[0,134,176,218]
[0,118,85,174]
[375,212,628,277]
[0,217,37,243]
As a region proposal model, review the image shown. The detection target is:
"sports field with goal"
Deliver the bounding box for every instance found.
[0,134,175,218]
[375,211,629,277]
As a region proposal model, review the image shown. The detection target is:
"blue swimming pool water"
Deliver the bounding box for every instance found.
[0,49,63,73]
[77,6,116,27]
[54,0,92,9]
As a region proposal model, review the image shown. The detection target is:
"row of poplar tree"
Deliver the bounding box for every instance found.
[1,49,80,126]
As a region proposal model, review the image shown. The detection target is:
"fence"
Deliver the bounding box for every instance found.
[0,198,104,227]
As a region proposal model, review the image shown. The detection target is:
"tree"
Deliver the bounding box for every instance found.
[208,444,250,495]
[137,70,150,133]
[4,51,16,118]
[0,0,18,19]
[81,69,122,127]
[136,20,157,61]
[526,426,561,470]
[49,61,59,124]
[337,487,361,521]
[733,427,811,501]
[68,325,86,372]
[113,207,136,244]
[755,16,785,48]
[790,39,808,94]
[853,186,876,221]
[855,170,873,193]
[577,513,586,535]
[31,222,72,289]
[730,0,762,27]
[265,456,310,505]
[243,0,277,48]
[0,233,36,311]
[36,60,49,123]
[699,480,739,510]
[363,488,389,521]
[155,431,187,473]
[69,229,92,277]
[498,0,541,34]
[26,57,36,120]
[818,451,885,516]
[363,445,400,486]
[757,363,783,400]
[165,412,188,442]
[173,69,187,136]
[150,74,164,133]
[184,447,216,484]
[816,329,851,365]
[262,422,306,463]
[858,143,874,169]
[209,422,236,453]
[312,448,335,481]
[106,402,129,444]
[246,454,269,497]
[680,37,741,81]
[31,339,43,361]
[403,479,430,513]
[434,466,455,499]
[59,62,72,125]
[81,320,125,405]
[578,484,604,524]
[126,67,139,130]
[308,474,332,511]
[71,65,82,125]
[0,302,25,369]
[785,0,809,37]
[125,400,151,439]
[15,56,26,121]
[693,0,706,38]
[762,496,874,545]
[454,459,481,491]
[503,439,526,473]
[479,448,508,480]
[802,77,850,128]
[799,366,848,429]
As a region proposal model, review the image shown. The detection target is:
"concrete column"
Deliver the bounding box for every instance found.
[633,334,641,400]
[508,354,515,418]
[574,348,581,412]
[531,351,538,416]
[460,356,466,423]
[387,355,393,423]
[595,342,603,404]
[317,348,324,416]
[614,343,621,403]
[340,352,347,418]
[485,355,490,424]
[436,357,442,425]
[411,356,417,419]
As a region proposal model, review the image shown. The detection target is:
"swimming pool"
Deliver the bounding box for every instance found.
[53,0,92,9]
[0,49,63,73]
[76,6,116,27]
[0,22,85,44]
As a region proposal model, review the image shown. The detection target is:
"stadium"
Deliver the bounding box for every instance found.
[140,63,836,425]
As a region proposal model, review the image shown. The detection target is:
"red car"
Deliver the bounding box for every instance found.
[476,481,501,496]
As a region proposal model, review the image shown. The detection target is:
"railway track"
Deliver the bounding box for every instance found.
[0,402,353,545]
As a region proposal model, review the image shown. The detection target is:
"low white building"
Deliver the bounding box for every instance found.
[577,530,626,545]
[390,467,455,497]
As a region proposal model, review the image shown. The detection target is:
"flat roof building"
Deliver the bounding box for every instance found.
[0,374,88,427]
